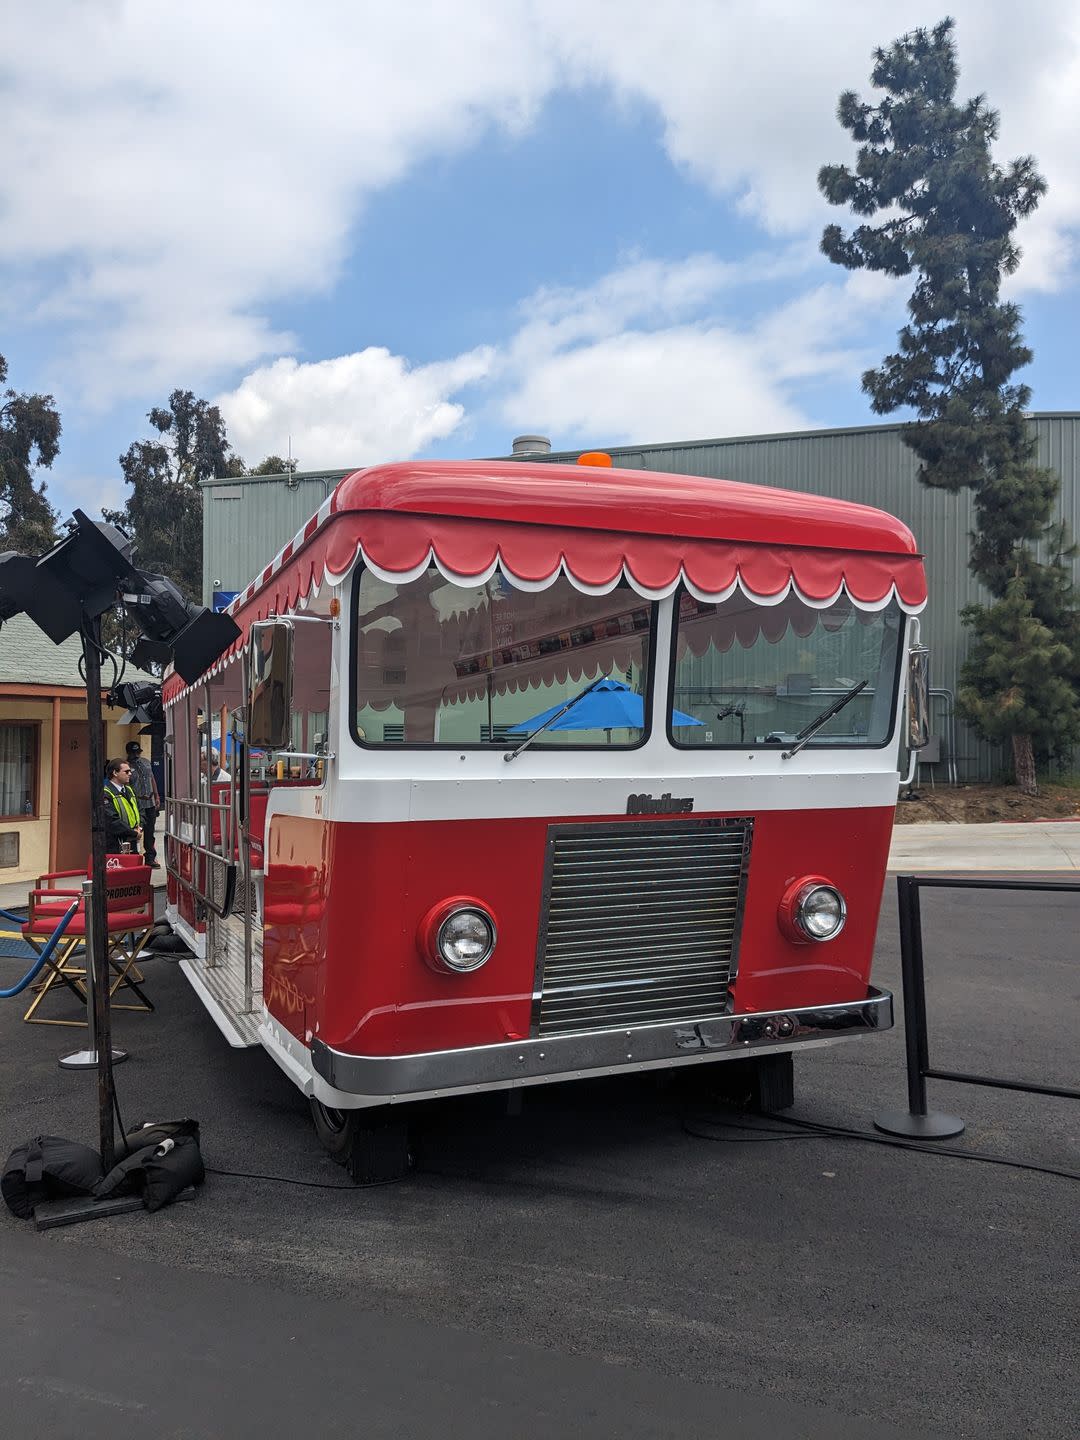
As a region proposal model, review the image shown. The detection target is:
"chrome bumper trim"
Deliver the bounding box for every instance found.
[310,986,893,1098]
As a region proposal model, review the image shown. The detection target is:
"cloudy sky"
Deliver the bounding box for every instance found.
[3,1,1078,519]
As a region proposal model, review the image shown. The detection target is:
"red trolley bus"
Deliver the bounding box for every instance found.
[163,457,928,1178]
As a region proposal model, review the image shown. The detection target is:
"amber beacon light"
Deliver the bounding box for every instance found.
[577,451,613,467]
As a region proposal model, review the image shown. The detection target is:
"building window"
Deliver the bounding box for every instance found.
[0,723,39,818]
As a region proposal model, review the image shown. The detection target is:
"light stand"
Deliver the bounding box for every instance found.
[75,617,119,1167]
[57,876,128,1072]
[1,511,240,1223]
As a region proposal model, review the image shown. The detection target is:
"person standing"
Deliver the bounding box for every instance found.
[102,758,143,856]
[125,740,161,866]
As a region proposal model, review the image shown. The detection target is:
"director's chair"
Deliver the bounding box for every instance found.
[21,862,157,1026]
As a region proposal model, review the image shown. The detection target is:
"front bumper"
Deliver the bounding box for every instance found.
[311,986,893,1100]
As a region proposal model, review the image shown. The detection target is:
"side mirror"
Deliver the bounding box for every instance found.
[247,621,294,749]
[906,645,931,751]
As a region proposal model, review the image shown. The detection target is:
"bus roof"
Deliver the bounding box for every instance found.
[333,461,920,557]
[165,460,926,698]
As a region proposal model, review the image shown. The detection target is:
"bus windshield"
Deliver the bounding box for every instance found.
[353,566,654,748]
[669,589,903,749]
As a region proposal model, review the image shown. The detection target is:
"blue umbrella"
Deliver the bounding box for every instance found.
[507,678,702,733]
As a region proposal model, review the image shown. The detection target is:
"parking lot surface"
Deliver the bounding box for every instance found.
[2,882,1077,1439]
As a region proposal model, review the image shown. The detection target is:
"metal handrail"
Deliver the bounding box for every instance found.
[163,792,237,920]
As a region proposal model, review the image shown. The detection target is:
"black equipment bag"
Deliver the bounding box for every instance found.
[95,1119,204,1212]
[2,1136,104,1220]
[121,1118,200,1152]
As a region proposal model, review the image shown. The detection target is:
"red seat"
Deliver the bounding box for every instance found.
[21,864,156,1026]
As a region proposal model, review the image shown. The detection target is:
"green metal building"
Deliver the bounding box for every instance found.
[201,413,1080,781]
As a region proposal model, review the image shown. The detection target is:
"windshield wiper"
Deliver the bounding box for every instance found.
[503,677,605,763]
[781,680,868,760]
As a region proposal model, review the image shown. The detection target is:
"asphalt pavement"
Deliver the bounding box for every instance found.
[1,859,1077,1439]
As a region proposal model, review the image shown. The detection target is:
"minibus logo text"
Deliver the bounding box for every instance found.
[626,792,695,815]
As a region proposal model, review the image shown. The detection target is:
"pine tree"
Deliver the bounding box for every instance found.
[959,577,1080,792]
[818,17,1080,792]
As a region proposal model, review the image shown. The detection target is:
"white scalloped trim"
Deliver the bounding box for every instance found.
[338,542,925,614]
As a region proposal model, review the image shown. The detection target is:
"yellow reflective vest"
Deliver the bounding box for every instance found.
[103,782,141,832]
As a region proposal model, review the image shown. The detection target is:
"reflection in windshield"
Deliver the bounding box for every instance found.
[670,590,903,748]
[353,567,653,747]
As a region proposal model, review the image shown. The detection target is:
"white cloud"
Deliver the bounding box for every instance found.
[494,254,900,445]
[217,347,494,467]
[212,254,901,466]
[63,472,128,521]
[1,2,556,405]
[1,0,1076,418]
[500,325,811,443]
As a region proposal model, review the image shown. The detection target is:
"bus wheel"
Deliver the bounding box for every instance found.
[749,1053,795,1112]
[686,1053,795,1112]
[309,1100,412,1184]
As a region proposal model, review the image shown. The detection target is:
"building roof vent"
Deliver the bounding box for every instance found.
[511,435,552,457]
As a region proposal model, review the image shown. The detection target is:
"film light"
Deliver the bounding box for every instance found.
[0,508,239,681]
[107,682,164,726]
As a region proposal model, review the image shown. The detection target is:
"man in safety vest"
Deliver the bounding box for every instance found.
[102,757,143,855]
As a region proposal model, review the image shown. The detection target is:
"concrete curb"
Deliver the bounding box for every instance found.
[888,821,1080,872]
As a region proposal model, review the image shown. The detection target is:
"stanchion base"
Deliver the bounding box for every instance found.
[58,1047,128,1071]
[873,1108,965,1139]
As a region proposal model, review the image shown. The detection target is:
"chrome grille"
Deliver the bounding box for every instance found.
[534,818,753,1036]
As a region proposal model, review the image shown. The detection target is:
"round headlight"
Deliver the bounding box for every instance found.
[795,884,846,942]
[436,908,496,972]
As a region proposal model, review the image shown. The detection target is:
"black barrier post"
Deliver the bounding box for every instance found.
[876,873,1080,1137]
[874,874,965,1139]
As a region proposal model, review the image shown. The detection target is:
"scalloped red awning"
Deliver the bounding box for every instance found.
[323,513,926,607]
[165,461,926,701]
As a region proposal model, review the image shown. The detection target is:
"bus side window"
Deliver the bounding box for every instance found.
[250,616,332,788]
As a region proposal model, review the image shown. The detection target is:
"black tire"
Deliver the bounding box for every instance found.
[309,1100,412,1183]
[682,1052,795,1112]
[750,1052,795,1112]
[309,1099,356,1162]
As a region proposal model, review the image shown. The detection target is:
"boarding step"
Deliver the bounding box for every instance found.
[179,913,263,1048]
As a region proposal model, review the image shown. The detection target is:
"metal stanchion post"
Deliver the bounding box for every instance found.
[875,875,964,1139]
[59,879,128,1072]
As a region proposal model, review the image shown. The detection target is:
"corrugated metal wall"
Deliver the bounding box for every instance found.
[202,469,350,606]
[540,415,1080,781]
[202,415,1080,781]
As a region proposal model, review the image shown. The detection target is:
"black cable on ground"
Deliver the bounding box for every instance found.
[205,1165,406,1191]
[103,1043,1075,1196]
[683,1110,1080,1183]
[107,1062,396,1190]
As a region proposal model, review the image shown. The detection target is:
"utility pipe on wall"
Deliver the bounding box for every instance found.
[48,696,60,872]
